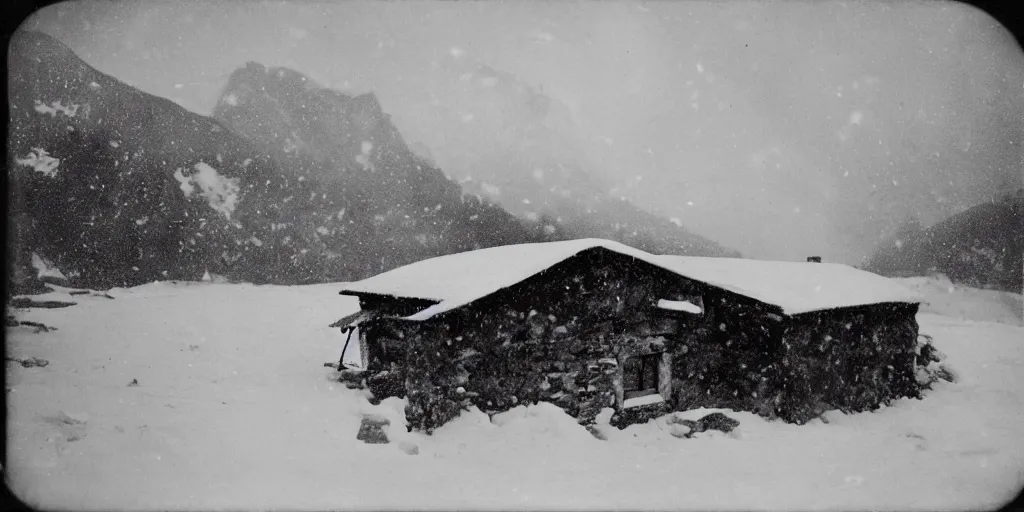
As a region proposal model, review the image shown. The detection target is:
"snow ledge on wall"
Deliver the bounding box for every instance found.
[623,393,666,409]
[657,299,703,314]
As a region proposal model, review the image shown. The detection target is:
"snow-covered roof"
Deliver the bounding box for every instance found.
[339,238,921,320]
[329,310,378,331]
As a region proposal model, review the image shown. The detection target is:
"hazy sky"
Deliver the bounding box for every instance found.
[24,0,1024,263]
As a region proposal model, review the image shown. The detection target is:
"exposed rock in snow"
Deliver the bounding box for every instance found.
[357,414,390,444]
[57,411,89,425]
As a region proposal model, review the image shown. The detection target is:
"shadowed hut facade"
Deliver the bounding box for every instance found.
[332,239,923,432]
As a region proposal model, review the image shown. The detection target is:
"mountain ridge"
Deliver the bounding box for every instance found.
[7,31,559,292]
[864,191,1023,293]
[212,57,740,258]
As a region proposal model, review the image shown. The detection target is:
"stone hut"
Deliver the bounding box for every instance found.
[331,239,923,432]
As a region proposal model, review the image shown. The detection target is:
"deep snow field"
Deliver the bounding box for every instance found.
[5,275,1023,510]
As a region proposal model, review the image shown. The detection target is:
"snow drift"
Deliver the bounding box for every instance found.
[5,279,1023,510]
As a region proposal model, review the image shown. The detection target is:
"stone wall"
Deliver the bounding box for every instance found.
[398,248,706,432]
[355,248,924,432]
[669,299,922,424]
[670,294,786,418]
[776,303,921,423]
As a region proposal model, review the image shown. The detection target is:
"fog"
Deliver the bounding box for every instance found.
[25,0,1023,264]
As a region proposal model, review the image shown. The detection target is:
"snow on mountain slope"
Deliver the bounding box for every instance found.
[6,281,1023,510]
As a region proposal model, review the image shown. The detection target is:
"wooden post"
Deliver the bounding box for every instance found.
[338,327,355,368]
[658,351,673,401]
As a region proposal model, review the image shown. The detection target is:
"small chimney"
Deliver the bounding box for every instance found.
[807,256,822,263]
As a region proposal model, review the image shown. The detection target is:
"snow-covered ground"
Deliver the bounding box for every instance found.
[896,275,1023,326]
[6,277,1023,510]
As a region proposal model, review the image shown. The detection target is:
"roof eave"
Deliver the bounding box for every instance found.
[338,289,441,303]
[786,300,922,317]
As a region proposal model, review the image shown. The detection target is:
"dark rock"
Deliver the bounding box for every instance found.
[10,298,76,309]
[338,368,367,384]
[695,412,740,433]
[7,356,49,368]
[127,379,139,387]
[586,425,607,440]
[19,321,58,333]
[357,414,390,444]
[669,412,740,438]
[610,400,673,429]
[935,365,957,383]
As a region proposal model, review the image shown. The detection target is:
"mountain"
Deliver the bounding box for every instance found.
[863,190,1023,293]
[7,31,553,292]
[404,55,742,257]
[213,57,739,258]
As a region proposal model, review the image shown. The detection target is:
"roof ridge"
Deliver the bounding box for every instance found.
[339,238,922,321]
